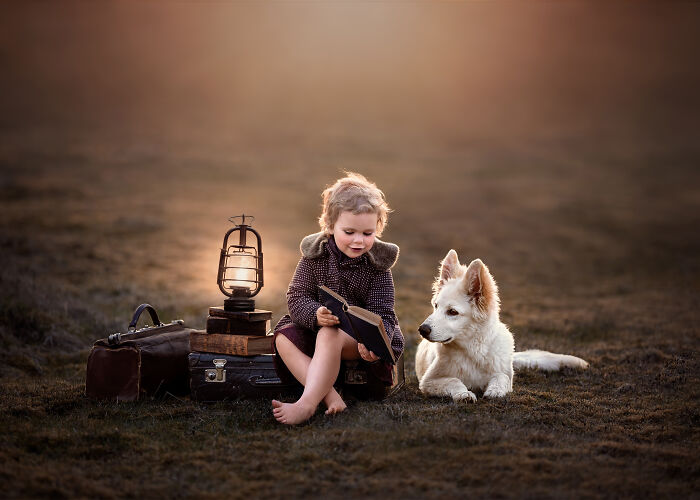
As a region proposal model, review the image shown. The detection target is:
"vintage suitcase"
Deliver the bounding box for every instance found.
[86,304,192,401]
[189,351,405,402]
[341,353,406,400]
[189,352,303,402]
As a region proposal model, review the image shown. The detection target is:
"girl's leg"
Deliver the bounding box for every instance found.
[274,334,345,413]
[273,327,359,425]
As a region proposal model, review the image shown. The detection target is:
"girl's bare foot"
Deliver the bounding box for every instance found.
[272,399,316,425]
[324,389,347,415]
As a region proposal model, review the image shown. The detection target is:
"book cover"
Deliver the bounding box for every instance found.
[190,331,275,356]
[205,316,269,336]
[317,286,355,339]
[318,285,396,364]
[208,307,272,322]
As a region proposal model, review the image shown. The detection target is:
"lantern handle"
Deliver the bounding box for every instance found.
[228,214,255,226]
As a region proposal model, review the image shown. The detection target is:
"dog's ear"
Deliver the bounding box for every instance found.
[465,259,484,297]
[465,258,499,315]
[432,249,461,295]
[440,249,461,282]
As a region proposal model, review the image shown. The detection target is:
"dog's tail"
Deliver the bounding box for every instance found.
[513,349,589,371]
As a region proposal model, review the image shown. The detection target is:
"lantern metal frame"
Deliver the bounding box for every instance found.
[216,214,264,311]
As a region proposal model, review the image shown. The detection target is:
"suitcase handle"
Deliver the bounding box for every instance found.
[128,304,163,331]
[248,375,295,388]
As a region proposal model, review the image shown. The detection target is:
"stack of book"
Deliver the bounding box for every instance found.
[189,307,275,356]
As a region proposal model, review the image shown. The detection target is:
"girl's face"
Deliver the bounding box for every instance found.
[330,210,378,259]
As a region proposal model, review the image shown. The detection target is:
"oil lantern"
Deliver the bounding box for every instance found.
[216,215,263,311]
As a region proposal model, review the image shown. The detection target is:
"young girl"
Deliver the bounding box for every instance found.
[272,173,404,425]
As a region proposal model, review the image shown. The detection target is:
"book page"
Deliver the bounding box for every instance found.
[347,306,395,363]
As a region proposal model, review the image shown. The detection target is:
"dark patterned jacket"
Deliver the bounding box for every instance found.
[274,232,404,359]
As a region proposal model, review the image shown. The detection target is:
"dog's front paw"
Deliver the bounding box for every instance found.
[484,374,512,399]
[483,387,508,398]
[452,390,477,403]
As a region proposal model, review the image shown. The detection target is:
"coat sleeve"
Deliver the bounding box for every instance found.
[363,269,405,357]
[286,257,323,331]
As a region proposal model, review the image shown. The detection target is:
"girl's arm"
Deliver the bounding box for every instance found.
[364,270,404,356]
[286,257,324,331]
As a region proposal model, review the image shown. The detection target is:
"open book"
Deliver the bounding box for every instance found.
[318,285,396,364]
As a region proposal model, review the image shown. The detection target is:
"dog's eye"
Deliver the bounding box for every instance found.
[447,308,459,316]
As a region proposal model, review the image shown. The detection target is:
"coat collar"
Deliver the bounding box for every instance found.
[300,232,399,271]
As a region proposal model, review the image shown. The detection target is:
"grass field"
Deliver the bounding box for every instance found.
[2,3,699,498]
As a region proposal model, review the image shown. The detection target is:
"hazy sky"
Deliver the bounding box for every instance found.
[2,2,699,153]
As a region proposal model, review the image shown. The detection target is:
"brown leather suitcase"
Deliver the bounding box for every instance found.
[86,304,192,401]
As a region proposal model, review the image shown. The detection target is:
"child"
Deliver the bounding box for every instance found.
[272,173,404,425]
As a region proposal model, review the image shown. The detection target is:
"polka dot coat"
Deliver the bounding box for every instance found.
[274,232,404,359]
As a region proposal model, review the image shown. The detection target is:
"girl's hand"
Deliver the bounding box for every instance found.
[316,306,340,327]
[358,343,380,363]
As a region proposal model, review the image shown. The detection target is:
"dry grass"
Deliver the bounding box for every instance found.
[1,137,698,499]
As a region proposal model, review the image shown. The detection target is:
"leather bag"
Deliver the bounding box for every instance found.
[86,304,192,401]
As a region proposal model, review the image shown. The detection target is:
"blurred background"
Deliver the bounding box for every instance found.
[1,2,699,363]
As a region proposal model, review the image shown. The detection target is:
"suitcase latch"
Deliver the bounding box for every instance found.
[344,368,367,385]
[205,359,227,383]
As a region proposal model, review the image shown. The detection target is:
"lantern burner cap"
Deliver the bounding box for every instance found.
[224,297,256,312]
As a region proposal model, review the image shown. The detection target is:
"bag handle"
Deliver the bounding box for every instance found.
[128,303,163,331]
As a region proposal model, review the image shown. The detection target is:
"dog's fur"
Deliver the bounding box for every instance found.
[416,250,588,402]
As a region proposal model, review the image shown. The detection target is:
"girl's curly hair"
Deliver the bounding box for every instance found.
[319,172,391,237]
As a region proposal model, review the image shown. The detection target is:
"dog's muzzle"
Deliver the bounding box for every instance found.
[418,323,432,339]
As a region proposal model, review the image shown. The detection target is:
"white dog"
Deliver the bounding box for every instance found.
[416,250,588,402]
